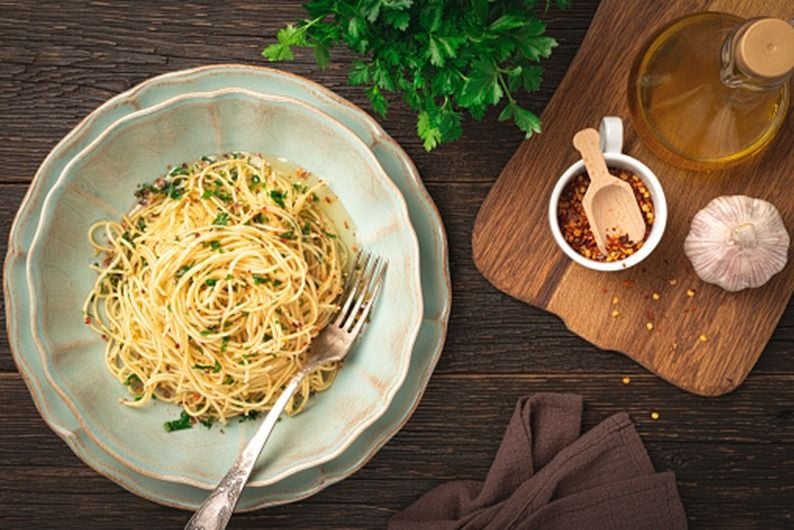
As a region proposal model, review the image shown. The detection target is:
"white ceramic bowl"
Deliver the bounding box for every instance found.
[548,153,668,271]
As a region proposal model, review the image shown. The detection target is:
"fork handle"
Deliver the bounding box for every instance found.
[185,368,310,530]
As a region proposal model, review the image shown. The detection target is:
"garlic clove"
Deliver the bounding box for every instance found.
[684,195,789,292]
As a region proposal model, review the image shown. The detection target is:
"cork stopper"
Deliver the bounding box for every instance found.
[735,18,794,82]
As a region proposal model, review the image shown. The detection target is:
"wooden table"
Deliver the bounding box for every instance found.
[1,2,791,528]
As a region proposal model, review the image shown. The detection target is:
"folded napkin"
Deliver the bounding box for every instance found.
[389,393,686,530]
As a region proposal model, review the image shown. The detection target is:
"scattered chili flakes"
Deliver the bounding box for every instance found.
[611,309,620,318]
[687,289,696,297]
[650,411,660,421]
[557,169,654,262]
[621,376,631,385]
[645,322,654,331]
[600,287,609,294]
[651,292,660,300]
[623,279,635,289]
[84,316,91,325]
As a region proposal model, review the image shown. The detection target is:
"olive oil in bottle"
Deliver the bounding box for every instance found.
[629,14,794,170]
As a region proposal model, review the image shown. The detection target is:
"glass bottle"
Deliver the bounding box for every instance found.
[628,15,794,170]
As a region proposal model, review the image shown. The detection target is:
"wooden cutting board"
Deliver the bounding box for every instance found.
[472,0,793,396]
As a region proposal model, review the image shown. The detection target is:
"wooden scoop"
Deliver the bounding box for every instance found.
[573,128,646,256]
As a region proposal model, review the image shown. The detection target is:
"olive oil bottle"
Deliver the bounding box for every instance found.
[629,14,794,170]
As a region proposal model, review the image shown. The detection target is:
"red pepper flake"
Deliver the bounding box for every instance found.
[101,334,108,341]
[645,310,654,321]
[84,316,91,325]
[600,287,609,294]
[623,279,635,289]
[557,169,654,262]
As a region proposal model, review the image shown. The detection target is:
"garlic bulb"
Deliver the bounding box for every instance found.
[684,195,789,292]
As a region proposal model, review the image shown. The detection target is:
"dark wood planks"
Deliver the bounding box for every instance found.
[0,0,792,528]
[1,374,793,529]
[0,1,597,186]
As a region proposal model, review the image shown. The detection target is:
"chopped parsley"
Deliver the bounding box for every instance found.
[301,222,312,236]
[163,411,193,433]
[279,230,296,240]
[323,230,337,239]
[200,326,217,336]
[212,213,230,226]
[168,165,189,177]
[137,218,147,232]
[176,264,192,279]
[121,231,136,247]
[252,213,267,224]
[164,180,185,200]
[273,279,283,287]
[225,273,234,281]
[239,410,260,423]
[205,278,217,287]
[253,275,269,285]
[202,180,232,202]
[193,360,221,373]
[220,336,230,353]
[199,418,214,429]
[223,375,235,385]
[292,182,309,193]
[270,190,287,208]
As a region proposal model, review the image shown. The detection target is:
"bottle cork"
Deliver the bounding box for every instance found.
[735,18,794,82]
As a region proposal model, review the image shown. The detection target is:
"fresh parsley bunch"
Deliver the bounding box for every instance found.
[263,0,568,151]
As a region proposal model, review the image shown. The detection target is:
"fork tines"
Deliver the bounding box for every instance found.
[335,251,387,333]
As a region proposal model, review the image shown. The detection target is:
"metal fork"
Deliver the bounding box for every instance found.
[186,251,387,530]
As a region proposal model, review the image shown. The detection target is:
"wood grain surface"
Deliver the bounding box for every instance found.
[473,0,794,397]
[0,1,792,529]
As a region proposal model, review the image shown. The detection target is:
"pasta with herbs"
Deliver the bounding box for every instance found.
[83,153,348,426]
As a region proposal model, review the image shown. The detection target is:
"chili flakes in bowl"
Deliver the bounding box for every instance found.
[557,168,654,262]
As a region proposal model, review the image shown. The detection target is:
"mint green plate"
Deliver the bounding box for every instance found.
[5,65,450,510]
[27,87,424,488]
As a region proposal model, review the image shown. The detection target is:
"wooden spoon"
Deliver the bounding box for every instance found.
[573,128,646,256]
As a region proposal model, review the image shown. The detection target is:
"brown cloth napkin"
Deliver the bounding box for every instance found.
[389,393,686,530]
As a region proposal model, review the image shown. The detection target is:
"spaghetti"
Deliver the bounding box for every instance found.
[83,153,348,425]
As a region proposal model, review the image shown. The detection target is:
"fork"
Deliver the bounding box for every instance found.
[186,251,387,530]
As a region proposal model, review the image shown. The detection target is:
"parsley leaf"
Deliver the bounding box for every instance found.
[270,190,287,208]
[212,213,230,226]
[262,1,564,150]
[163,411,193,433]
